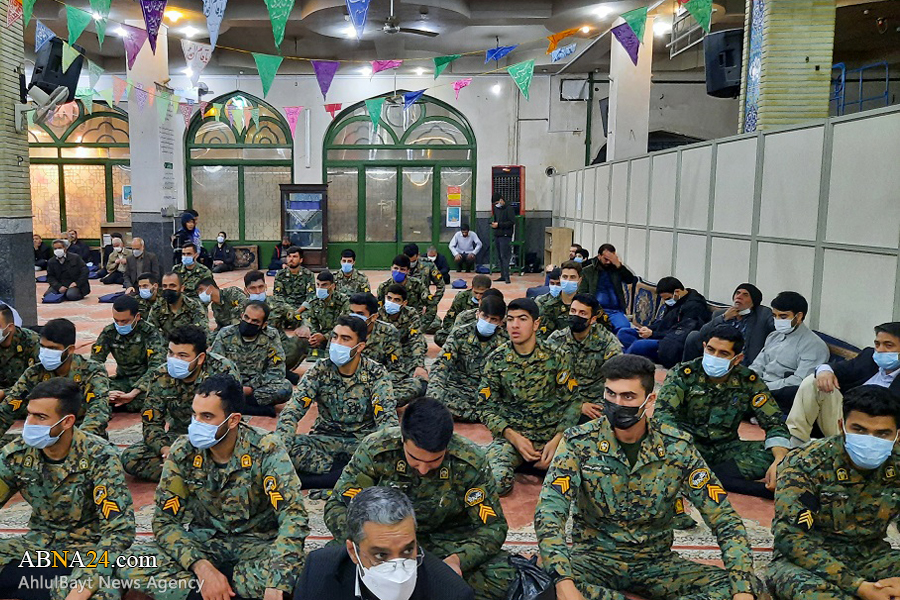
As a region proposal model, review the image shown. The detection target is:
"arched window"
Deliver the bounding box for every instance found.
[323,92,476,268]
[185,92,293,244]
[28,101,130,239]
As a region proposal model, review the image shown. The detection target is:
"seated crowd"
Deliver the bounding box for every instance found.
[4,232,898,600]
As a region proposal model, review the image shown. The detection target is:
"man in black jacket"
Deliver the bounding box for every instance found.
[576,243,637,333]
[33,234,51,270]
[295,486,474,600]
[211,231,236,273]
[786,321,900,446]
[490,193,514,284]
[66,229,93,264]
[45,239,90,301]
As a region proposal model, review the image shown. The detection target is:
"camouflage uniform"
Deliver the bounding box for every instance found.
[325,428,515,600]
[210,325,291,406]
[546,324,623,402]
[434,289,477,347]
[766,437,900,600]
[137,293,160,318]
[536,293,612,339]
[208,286,247,331]
[173,262,214,298]
[0,327,40,392]
[376,277,431,328]
[427,321,508,422]
[655,358,790,480]
[121,353,240,481]
[90,320,167,408]
[408,259,446,331]
[535,418,760,599]
[273,266,315,310]
[1,355,110,440]
[332,267,371,296]
[248,296,310,371]
[119,424,309,600]
[452,307,479,331]
[378,305,428,406]
[477,339,579,495]
[276,357,397,474]
[360,320,402,370]
[0,428,135,600]
[301,292,351,337]
[148,295,209,341]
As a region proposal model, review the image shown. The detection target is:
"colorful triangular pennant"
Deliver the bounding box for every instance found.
[34,19,53,52]
[7,0,23,28]
[88,61,104,89]
[433,54,461,79]
[403,89,425,110]
[22,0,35,26]
[134,83,148,111]
[156,91,171,124]
[485,45,517,63]
[66,6,92,45]
[325,103,342,118]
[89,0,111,47]
[684,0,712,33]
[121,24,149,70]
[252,52,283,97]
[364,97,383,132]
[264,0,294,48]
[113,77,127,104]
[284,106,302,136]
[507,59,535,100]
[346,0,370,38]
[611,23,640,66]
[452,78,472,100]
[98,87,114,106]
[372,60,402,75]
[202,0,227,47]
[179,102,193,128]
[551,43,576,63]
[621,6,648,43]
[312,60,339,100]
[181,40,213,86]
[139,0,167,54]
[61,42,79,72]
[250,106,259,129]
[546,27,580,54]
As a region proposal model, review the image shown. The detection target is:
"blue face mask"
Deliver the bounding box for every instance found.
[664,298,677,307]
[198,291,212,304]
[844,430,898,470]
[166,355,196,380]
[139,288,153,300]
[384,300,401,315]
[560,280,578,295]
[702,353,734,378]
[22,416,67,449]
[248,292,266,302]
[188,414,234,450]
[471,296,479,305]
[341,263,353,274]
[392,270,407,284]
[39,347,67,372]
[349,312,369,324]
[316,287,330,299]
[476,318,497,337]
[329,342,358,367]
[114,319,135,336]
[548,285,562,298]
[181,256,194,266]
[873,351,900,372]
[573,256,584,263]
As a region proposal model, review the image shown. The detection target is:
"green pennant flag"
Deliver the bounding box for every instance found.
[89,0,111,47]
[61,42,80,72]
[684,0,712,33]
[157,91,171,125]
[507,59,535,100]
[66,6,93,45]
[213,102,224,121]
[23,0,36,26]
[621,6,648,43]
[98,88,114,107]
[252,53,283,98]
[88,61,104,89]
[251,106,260,129]
[27,109,35,127]
[433,54,461,79]
[365,97,384,133]
[81,93,94,114]
[263,0,295,48]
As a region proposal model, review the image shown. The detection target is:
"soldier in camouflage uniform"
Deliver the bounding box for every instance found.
[378,284,428,406]
[535,354,761,600]
[149,271,209,340]
[538,261,611,339]
[135,271,162,317]
[92,295,166,412]
[301,270,351,357]
[546,294,622,420]
[210,301,292,407]
[766,385,900,600]
[405,243,446,333]
[276,316,397,475]
[656,325,791,499]
[120,325,240,481]
[377,254,431,328]
[120,374,309,600]
[197,276,247,331]
[1,318,110,441]
[325,398,515,600]
[273,246,315,310]
[333,248,371,296]
[434,274,492,347]
[173,243,213,298]
[477,298,579,496]
[428,295,508,422]
[348,293,402,370]
[243,270,309,375]
[0,303,40,398]
[0,379,135,600]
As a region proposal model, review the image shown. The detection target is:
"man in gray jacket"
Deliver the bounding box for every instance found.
[749,291,829,413]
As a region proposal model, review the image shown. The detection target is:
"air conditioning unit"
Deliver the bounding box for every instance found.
[491,165,525,216]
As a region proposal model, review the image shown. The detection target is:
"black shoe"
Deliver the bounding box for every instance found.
[493,277,505,282]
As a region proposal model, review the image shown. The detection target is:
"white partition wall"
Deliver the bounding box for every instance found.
[552,105,900,348]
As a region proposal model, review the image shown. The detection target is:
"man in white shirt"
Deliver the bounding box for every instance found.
[448,224,483,273]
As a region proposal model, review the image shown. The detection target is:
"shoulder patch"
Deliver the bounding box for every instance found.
[301,396,313,408]
[465,488,485,506]
[100,499,121,519]
[341,487,362,504]
[752,393,768,408]
[689,468,711,489]
[93,485,107,505]
[599,440,610,453]
[556,370,570,385]
[142,409,154,422]
[479,386,491,400]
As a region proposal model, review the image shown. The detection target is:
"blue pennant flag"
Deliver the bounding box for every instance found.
[403,89,425,110]
[551,43,576,62]
[485,45,517,64]
[35,20,55,53]
[346,0,371,38]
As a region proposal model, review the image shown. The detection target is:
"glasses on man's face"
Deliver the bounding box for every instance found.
[364,546,425,569]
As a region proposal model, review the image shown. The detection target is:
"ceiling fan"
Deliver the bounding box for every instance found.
[383,0,438,37]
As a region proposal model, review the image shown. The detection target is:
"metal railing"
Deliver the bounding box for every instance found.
[830,61,890,116]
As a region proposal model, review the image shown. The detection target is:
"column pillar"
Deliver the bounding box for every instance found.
[0,4,37,325]
[739,0,836,133]
[607,16,654,161]
[127,23,176,266]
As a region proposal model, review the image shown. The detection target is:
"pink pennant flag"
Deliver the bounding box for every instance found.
[179,102,193,128]
[7,0,23,27]
[134,83,148,111]
[225,102,235,125]
[113,78,126,104]
[452,78,473,100]
[284,106,303,137]
[325,103,342,119]
[371,59,402,75]
[122,24,149,70]
[199,101,210,117]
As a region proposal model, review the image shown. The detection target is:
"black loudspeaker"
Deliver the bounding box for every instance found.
[30,37,84,103]
[704,29,743,99]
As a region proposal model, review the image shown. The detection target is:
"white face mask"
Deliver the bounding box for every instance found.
[54,248,66,259]
[774,318,795,333]
[354,545,418,600]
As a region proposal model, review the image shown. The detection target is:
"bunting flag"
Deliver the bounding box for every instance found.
[452,78,472,100]
[199,101,209,117]
[284,106,302,136]
[79,91,93,114]
[89,0,111,47]
[371,59,402,75]
[311,60,339,100]
[551,43,576,62]
[403,89,425,110]
[225,102,235,125]
[66,6,92,45]
[113,77,127,103]
[121,24,149,70]
[134,83,148,111]
[364,97,384,132]
[252,52,283,97]
[264,0,294,47]
[179,102,193,127]
[684,0,712,33]
[433,54,461,79]
[485,45,517,64]
[212,102,223,120]
[98,87,114,106]
[34,20,54,52]
[324,103,342,118]
[22,0,34,26]
[345,0,370,38]
[507,59,534,100]
[156,91,171,124]
[546,27,580,54]
[7,0,23,28]
[621,6,648,42]
[139,0,167,54]
[202,0,227,47]
[234,107,246,132]
[61,42,79,72]
[250,106,259,129]
[182,39,213,86]
[611,23,640,66]
[88,61,104,89]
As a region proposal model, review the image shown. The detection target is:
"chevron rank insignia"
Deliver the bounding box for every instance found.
[241,454,252,468]
[93,485,107,505]
[9,398,21,410]
[100,499,121,519]
[410,329,419,335]
[706,484,726,503]
[478,504,497,523]
[390,354,398,363]
[689,468,711,489]
[442,352,452,360]
[142,409,154,422]
[93,345,103,354]
[272,355,282,364]
[342,487,362,504]
[163,496,181,516]
[566,377,577,392]
[797,509,814,530]
[193,455,203,468]
[551,476,571,495]
[752,393,768,408]
[373,400,384,416]
[85,392,95,403]
[479,387,491,400]
[269,490,284,510]
[301,396,313,408]
[147,349,154,358]
[465,488,485,506]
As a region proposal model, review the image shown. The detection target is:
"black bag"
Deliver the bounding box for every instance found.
[506,554,555,600]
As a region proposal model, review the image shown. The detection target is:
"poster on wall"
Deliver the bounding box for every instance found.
[446,185,461,227]
[122,185,132,206]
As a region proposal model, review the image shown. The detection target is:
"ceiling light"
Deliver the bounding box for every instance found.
[181,26,198,38]
[115,26,128,37]
[491,82,502,95]
[164,9,183,22]
[343,24,357,38]
[654,20,672,37]
[414,67,425,75]
[182,67,193,77]
[92,12,102,21]
[593,6,613,19]
[581,26,591,33]
[359,66,372,76]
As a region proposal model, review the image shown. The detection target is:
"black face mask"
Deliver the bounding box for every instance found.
[603,399,647,430]
[238,321,261,338]
[162,289,181,305]
[569,315,590,333]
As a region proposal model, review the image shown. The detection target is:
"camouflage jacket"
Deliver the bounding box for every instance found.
[477,338,579,443]
[173,262,214,297]
[771,436,900,594]
[332,268,371,296]
[325,427,507,573]
[301,292,351,337]
[361,320,402,372]
[408,259,445,304]
[655,358,790,449]
[148,295,209,341]
[436,290,477,342]
[90,319,167,381]
[378,305,427,377]
[210,325,286,391]
[0,326,40,391]
[137,294,162,319]
[452,307,479,331]
[376,277,431,316]
[535,418,756,595]
[536,293,613,340]
[2,355,110,438]
[429,322,508,396]
[153,424,309,592]
[277,357,397,440]
[273,267,315,310]
[208,286,248,330]
[546,324,623,402]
